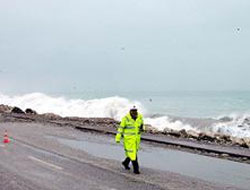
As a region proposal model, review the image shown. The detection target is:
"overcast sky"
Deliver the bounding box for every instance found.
[0,0,249,94]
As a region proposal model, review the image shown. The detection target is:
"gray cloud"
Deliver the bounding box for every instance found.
[0,0,249,93]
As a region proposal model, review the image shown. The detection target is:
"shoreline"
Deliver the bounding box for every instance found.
[0,106,249,164]
[1,104,250,149]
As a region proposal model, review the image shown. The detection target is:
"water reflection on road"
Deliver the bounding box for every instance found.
[50,134,250,190]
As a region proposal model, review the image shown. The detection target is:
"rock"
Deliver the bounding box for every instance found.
[220,153,229,158]
[197,132,216,142]
[214,133,221,139]
[167,130,181,137]
[242,137,250,148]
[145,124,159,134]
[244,118,250,122]
[186,130,199,139]
[179,129,188,138]
[220,135,231,142]
[231,137,245,146]
[163,128,171,133]
[219,117,233,122]
[240,142,249,148]
[0,104,12,113]
[11,107,25,114]
[25,108,37,115]
[144,124,151,131]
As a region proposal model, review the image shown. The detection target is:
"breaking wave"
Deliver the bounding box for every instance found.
[0,92,144,120]
[0,92,250,139]
[212,114,250,138]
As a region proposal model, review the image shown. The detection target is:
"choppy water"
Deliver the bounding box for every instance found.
[1,91,250,139]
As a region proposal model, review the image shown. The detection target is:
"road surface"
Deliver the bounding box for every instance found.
[0,122,248,190]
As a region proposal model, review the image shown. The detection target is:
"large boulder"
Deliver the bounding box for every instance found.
[165,129,181,137]
[197,132,216,142]
[179,129,188,138]
[11,107,25,114]
[242,137,250,148]
[219,117,233,122]
[0,104,12,113]
[231,137,247,147]
[186,130,199,139]
[25,108,37,115]
[220,135,232,143]
[145,124,159,134]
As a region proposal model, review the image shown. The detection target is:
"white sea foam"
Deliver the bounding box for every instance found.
[211,114,250,138]
[0,92,196,132]
[0,92,143,120]
[0,92,250,139]
[144,116,196,132]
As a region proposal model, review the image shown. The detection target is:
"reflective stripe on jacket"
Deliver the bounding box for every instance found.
[115,113,144,161]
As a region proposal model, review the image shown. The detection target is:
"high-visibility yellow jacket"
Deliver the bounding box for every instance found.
[115,113,144,161]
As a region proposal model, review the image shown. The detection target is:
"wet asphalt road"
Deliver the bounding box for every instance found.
[0,122,245,190]
[0,136,163,190]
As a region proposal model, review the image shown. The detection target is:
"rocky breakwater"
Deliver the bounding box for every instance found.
[0,104,38,115]
[1,104,249,149]
[0,104,118,130]
[145,124,250,149]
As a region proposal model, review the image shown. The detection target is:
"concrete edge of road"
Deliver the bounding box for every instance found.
[1,117,250,163]
[67,123,250,162]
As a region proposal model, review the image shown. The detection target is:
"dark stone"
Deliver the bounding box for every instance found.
[179,129,188,138]
[220,135,231,142]
[25,108,37,115]
[240,142,249,148]
[84,119,90,124]
[244,118,250,122]
[11,107,25,114]
[197,133,216,142]
[168,130,181,137]
[219,117,233,122]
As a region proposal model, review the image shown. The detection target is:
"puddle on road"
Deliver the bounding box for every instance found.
[50,134,250,189]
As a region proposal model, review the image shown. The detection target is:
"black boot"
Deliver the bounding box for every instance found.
[122,157,130,170]
[132,157,140,174]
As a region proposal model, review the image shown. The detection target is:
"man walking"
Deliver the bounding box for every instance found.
[115,106,144,174]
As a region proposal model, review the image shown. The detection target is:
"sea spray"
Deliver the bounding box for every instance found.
[144,116,196,132]
[0,92,144,120]
[1,92,250,140]
[211,114,250,138]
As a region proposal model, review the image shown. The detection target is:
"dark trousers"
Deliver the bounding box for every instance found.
[123,156,139,173]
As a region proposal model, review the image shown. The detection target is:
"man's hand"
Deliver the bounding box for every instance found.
[140,124,144,132]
